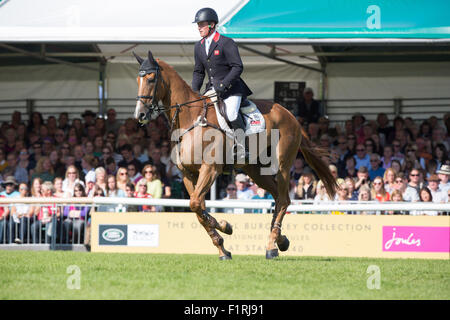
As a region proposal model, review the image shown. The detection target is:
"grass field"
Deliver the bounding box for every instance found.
[0,251,449,300]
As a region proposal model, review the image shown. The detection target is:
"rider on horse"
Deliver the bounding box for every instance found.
[192,7,252,161]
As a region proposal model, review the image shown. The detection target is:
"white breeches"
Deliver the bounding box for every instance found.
[224,95,242,122]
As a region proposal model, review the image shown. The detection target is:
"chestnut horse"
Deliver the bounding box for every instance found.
[133,51,337,260]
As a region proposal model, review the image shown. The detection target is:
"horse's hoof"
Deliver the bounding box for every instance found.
[265,249,279,259]
[277,235,290,252]
[219,252,232,260]
[219,220,233,235]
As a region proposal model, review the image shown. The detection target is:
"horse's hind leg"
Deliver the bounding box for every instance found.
[266,134,300,259]
[189,164,232,260]
[242,164,289,258]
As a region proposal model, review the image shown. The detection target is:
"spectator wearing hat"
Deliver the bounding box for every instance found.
[426,174,446,203]
[437,164,450,194]
[0,176,20,198]
[295,87,322,124]
[235,173,254,200]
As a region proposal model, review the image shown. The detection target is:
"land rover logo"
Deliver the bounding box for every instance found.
[102,228,125,242]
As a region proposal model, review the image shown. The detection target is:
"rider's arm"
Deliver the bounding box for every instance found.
[220,37,244,90]
[192,43,205,93]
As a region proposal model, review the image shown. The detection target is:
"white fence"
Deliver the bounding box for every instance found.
[1,197,449,213]
[1,197,448,249]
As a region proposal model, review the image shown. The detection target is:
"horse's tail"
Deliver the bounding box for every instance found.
[299,127,338,199]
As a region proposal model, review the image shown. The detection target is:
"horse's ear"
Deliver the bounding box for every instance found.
[148,50,156,64]
[132,51,144,65]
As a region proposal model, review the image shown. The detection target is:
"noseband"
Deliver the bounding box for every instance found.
[136,63,165,122]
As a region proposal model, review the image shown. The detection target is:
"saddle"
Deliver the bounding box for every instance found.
[205,90,266,137]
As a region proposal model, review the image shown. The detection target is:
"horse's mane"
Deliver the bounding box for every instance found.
[156,59,196,97]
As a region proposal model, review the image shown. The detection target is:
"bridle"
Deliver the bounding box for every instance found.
[135,60,220,135]
[135,63,164,123]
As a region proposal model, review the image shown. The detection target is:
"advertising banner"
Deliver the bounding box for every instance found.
[91,212,450,259]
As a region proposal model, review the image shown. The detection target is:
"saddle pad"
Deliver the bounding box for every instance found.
[204,90,266,136]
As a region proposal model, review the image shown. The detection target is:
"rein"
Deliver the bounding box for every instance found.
[136,58,224,139]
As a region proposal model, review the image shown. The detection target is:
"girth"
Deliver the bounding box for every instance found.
[176,99,225,142]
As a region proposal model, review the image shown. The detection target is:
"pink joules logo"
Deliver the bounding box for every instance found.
[382,226,450,252]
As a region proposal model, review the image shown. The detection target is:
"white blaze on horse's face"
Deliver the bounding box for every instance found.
[134,76,145,120]
[134,73,156,121]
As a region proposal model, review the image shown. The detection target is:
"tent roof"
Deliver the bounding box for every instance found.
[219,0,450,43]
[0,0,241,43]
[0,0,449,70]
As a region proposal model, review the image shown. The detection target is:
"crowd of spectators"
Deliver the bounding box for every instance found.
[0,108,183,244]
[285,89,450,217]
[0,93,449,243]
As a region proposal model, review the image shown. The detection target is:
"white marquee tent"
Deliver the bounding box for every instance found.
[0,0,449,123]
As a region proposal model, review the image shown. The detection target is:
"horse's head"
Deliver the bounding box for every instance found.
[133,50,163,125]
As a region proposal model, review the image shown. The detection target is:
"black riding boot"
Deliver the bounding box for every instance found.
[230,115,249,162]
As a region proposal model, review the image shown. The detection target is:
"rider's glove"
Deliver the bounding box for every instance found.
[215,83,227,98]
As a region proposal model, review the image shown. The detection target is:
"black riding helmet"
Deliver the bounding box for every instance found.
[193,7,219,24]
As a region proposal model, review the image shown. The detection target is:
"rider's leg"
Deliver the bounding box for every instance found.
[225,95,249,161]
[224,95,241,123]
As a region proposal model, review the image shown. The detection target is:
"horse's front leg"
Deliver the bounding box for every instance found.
[189,164,232,260]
